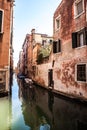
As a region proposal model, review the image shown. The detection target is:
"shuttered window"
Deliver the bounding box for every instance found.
[53,40,61,53]
[7,0,12,2]
[72,27,87,48]
[0,10,3,33]
[72,32,77,48]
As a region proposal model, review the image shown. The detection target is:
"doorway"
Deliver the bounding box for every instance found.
[48,69,54,89]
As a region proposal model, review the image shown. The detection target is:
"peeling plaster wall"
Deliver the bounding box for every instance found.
[54,59,87,95]
[34,40,87,100]
[33,0,87,101]
[34,63,52,87]
[53,44,87,99]
[52,0,87,100]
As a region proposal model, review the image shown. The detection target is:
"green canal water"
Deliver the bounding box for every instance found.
[0,75,87,130]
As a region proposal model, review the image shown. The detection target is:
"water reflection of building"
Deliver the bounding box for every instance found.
[17,79,87,130]
[0,97,12,129]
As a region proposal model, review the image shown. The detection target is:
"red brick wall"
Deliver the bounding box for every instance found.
[53,0,86,41]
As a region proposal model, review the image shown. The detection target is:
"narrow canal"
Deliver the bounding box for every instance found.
[0,74,87,130]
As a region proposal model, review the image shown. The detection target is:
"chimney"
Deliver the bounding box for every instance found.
[31,28,35,34]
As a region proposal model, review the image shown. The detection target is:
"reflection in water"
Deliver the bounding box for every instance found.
[0,97,11,130]
[18,79,51,130]
[11,76,31,130]
[18,79,87,130]
[0,75,87,130]
[9,70,13,96]
[39,116,50,130]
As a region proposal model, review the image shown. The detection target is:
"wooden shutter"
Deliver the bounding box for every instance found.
[7,0,12,2]
[58,39,61,52]
[53,41,57,53]
[85,27,87,45]
[72,32,77,48]
[0,10,3,33]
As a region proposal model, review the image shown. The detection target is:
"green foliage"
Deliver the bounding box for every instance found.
[37,44,52,64]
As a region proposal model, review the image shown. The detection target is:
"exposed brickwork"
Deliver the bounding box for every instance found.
[53,0,87,41]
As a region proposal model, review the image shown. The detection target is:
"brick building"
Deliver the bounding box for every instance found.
[18,0,87,101]
[52,0,87,100]
[0,0,14,95]
[30,29,53,79]
[30,0,87,101]
[18,50,24,75]
[20,29,53,79]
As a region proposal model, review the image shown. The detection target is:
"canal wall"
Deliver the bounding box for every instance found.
[33,58,87,102]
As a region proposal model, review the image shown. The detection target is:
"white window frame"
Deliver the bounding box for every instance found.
[55,15,61,31]
[75,63,87,83]
[74,0,84,19]
[0,9,4,33]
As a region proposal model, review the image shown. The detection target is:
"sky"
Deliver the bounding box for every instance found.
[13,0,62,67]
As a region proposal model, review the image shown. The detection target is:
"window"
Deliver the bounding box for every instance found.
[76,64,86,82]
[0,9,4,33]
[55,15,61,31]
[72,27,87,48]
[7,0,12,2]
[79,33,84,46]
[48,69,53,87]
[74,0,84,18]
[42,40,46,46]
[53,39,61,53]
[49,39,53,44]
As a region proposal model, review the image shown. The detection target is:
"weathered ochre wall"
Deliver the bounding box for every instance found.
[0,1,11,68]
[0,1,12,92]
